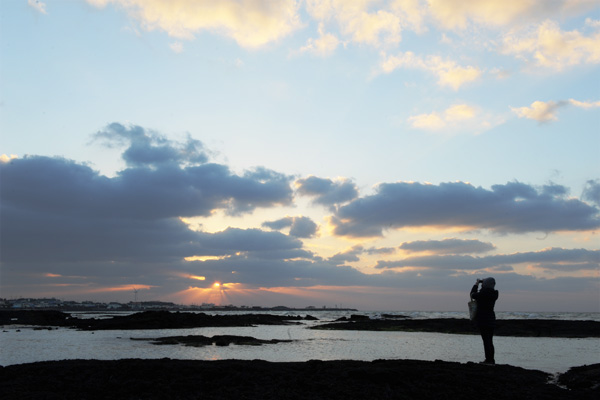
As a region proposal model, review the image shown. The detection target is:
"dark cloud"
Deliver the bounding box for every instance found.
[0,155,295,263]
[582,179,600,207]
[262,216,318,238]
[375,247,599,272]
[92,122,208,167]
[327,245,364,264]
[296,176,358,206]
[1,156,293,221]
[399,238,495,254]
[364,247,396,255]
[331,181,600,237]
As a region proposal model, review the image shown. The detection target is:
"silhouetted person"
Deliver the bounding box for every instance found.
[471,277,498,364]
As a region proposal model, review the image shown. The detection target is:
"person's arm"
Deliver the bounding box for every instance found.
[470,279,481,298]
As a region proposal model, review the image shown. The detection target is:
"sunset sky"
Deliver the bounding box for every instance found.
[1,0,599,312]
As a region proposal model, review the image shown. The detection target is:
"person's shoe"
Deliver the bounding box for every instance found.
[480,360,495,365]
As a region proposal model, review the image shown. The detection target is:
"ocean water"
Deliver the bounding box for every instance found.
[1,310,598,373]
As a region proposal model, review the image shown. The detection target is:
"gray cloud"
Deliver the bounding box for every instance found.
[296,176,358,206]
[582,179,600,207]
[92,122,209,167]
[0,155,295,264]
[1,156,293,221]
[375,247,599,272]
[331,181,600,237]
[399,238,496,254]
[262,216,318,238]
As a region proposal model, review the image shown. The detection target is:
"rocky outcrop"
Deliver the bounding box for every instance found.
[0,310,315,330]
[313,317,600,338]
[132,334,294,347]
[1,359,597,399]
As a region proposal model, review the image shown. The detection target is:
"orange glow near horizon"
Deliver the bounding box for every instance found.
[184,255,223,262]
[87,284,156,293]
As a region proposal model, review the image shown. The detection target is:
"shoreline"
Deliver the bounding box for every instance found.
[2,310,599,337]
[1,358,598,399]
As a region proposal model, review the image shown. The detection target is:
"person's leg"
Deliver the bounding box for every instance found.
[480,326,495,363]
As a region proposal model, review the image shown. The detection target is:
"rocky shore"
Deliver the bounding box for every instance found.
[0,310,314,330]
[2,310,598,338]
[1,358,598,399]
[313,315,600,338]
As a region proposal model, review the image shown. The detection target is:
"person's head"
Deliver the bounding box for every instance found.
[482,277,496,289]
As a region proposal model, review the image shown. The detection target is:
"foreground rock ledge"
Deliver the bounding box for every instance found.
[1,359,598,400]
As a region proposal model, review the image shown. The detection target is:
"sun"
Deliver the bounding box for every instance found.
[213,282,221,288]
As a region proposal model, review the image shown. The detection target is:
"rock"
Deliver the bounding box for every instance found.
[312,318,600,338]
[1,359,597,399]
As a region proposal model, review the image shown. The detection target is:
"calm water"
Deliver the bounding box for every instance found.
[1,310,598,373]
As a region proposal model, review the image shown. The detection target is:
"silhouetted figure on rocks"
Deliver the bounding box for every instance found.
[471,277,499,364]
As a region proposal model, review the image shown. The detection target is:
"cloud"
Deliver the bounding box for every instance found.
[502,20,600,70]
[305,0,403,48]
[297,23,340,57]
[399,238,496,254]
[262,216,318,238]
[408,103,477,131]
[330,181,600,237]
[380,51,481,90]
[428,0,539,30]
[169,42,184,53]
[376,247,599,272]
[92,122,209,167]
[582,179,600,207]
[296,176,359,206]
[1,144,293,228]
[511,98,600,122]
[87,0,303,49]
[511,100,566,122]
[28,0,47,14]
[427,0,597,30]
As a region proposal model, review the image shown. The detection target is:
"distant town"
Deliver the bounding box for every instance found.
[0,298,357,312]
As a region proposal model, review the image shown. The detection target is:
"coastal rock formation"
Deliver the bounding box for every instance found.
[313,317,600,338]
[1,359,597,399]
[132,334,294,347]
[0,310,314,330]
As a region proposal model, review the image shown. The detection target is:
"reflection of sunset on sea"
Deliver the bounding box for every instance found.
[2,0,599,312]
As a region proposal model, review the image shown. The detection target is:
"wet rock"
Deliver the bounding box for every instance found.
[139,334,293,347]
[1,359,597,399]
[1,310,306,331]
[558,363,600,392]
[313,318,600,338]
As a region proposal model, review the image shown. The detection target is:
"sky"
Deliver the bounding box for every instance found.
[1,0,599,312]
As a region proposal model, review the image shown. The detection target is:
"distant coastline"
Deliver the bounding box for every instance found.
[0,297,357,312]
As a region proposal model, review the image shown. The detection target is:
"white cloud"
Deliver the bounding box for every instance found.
[511,98,600,122]
[381,51,481,90]
[305,0,403,47]
[427,0,545,30]
[408,104,479,131]
[169,42,183,53]
[86,0,303,49]
[511,100,564,122]
[569,98,600,109]
[502,20,600,70]
[28,0,47,14]
[298,24,340,57]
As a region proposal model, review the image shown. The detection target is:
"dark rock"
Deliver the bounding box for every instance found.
[1,310,305,331]
[140,334,293,347]
[312,318,600,338]
[1,359,596,399]
[558,363,600,392]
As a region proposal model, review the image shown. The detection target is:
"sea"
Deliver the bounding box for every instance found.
[1,310,598,374]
